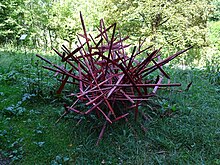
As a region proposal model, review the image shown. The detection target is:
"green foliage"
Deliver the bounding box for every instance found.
[0,129,24,163]
[50,155,70,165]
[104,0,212,50]
[0,0,214,61]
[210,0,220,21]
[0,0,25,42]
[0,70,20,85]
[204,21,220,84]
[3,101,26,117]
[208,21,220,49]
[0,0,218,67]
[0,0,106,50]
[206,54,220,84]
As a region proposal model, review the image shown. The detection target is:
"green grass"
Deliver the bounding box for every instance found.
[0,50,220,165]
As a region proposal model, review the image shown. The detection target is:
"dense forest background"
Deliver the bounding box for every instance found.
[0,0,220,65]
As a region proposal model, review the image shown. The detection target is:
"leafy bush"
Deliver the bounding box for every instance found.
[210,0,220,21]
[0,130,24,163]
[0,70,20,85]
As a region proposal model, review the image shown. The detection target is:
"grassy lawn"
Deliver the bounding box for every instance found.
[0,50,220,165]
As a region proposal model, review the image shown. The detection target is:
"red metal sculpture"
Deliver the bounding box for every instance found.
[37,13,192,144]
